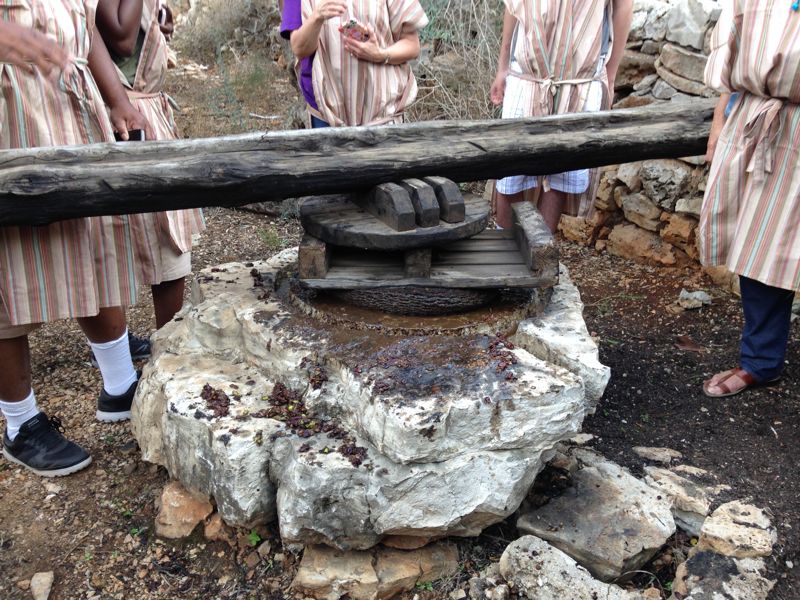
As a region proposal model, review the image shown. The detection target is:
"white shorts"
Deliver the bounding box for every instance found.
[159,245,192,283]
[0,296,40,339]
[495,73,604,196]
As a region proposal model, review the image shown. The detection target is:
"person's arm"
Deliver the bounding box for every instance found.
[159,4,174,40]
[343,26,419,64]
[706,92,730,162]
[490,9,516,106]
[0,21,70,75]
[291,0,347,59]
[88,32,153,140]
[96,0,144,57]
[606,0,633,93]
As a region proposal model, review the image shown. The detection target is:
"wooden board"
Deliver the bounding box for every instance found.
[300,194,489,251]
[0,98,715,226]
[302,229,555,289]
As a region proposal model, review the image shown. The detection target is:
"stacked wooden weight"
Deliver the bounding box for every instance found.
[298,177,558,316]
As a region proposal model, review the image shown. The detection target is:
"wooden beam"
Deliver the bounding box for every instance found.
[0,98,714,227]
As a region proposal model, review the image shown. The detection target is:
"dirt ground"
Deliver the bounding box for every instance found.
[2,208,796,599]
[2,42,798,600]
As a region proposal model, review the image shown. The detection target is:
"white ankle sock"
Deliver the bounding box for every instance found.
[89,330,137,396]
[1,389,39,441]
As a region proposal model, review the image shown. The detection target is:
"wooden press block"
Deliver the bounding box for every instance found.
[422,176,466,223]
[511,201,558,285]
[399,178,440,228]
[404,248,432,278]
[354,182,416,232]
[298,234,330,278]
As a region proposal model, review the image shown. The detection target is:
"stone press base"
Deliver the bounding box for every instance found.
[131,248,609,550]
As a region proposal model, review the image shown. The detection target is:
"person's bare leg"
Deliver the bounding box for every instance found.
[151,277,185,329]
[0,335,31,401]
[76,306,126,343]
[538,189,566,234]
[495,191,524,229]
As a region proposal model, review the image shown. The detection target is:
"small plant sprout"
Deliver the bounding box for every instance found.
[247,530,262,546]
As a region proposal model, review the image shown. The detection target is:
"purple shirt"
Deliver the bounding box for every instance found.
[280,0,318,110]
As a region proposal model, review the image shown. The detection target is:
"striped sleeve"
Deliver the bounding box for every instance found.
[301,0,314,24]
[387,0,428,36]
[704,0,738,93]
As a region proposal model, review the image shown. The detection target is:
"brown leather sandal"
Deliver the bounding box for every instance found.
[702,367,779,398]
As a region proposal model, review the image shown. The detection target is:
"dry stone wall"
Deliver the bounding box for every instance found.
[560,0,732,287]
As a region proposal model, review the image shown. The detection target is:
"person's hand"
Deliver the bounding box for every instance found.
[490,69,508,106]
[343,24,385,63]
[158,5,175,40]
[705,94,730,163]
[109,102,154,141]
[312,0,346,24]
[606,65,617,100]
[0,21,70,76]
[705,118,723,163]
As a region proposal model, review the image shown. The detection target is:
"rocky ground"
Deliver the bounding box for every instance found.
[1,207,796,599]
[2,26,798,597]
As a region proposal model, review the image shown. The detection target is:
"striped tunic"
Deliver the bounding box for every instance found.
[701,0,800,291]
[0,0,140,326]
[113,0,204,285]
[500,0,612,216]
[301,0,428,126]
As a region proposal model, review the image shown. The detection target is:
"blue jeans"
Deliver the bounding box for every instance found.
[311,115,329,128]
[740,276,795,381]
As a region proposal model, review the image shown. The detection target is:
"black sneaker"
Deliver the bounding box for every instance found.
[96,375,139,422]
[90,332,151,368]
[128,333,152,361]
[2,413,91,477]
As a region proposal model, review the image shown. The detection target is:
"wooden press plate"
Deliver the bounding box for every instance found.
[299,194,489,251]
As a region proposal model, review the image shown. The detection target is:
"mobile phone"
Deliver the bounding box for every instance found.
[339,19,369,42]
[158,7,167,26]
[114,129,146,142]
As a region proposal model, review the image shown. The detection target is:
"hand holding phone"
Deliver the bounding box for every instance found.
[339,18,369,42]
[114,129,146,142]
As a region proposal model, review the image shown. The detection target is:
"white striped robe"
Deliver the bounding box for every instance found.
[111,0,205,286]
[701,0,800,291]
[301,0,428,126]
[500,0,613,216]
[0,0,140,326]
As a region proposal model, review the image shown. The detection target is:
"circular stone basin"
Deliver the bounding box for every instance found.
[286,280,551,336]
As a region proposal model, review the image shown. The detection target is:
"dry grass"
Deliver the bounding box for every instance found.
[175,0,283,64]
[409,0,504,121]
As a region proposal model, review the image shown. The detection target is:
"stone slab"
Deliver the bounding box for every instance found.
[517,449,675,581]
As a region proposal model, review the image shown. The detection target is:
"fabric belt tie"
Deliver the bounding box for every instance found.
[508,71,599,110]
[744,97,783,183]
[507,72,600,191]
